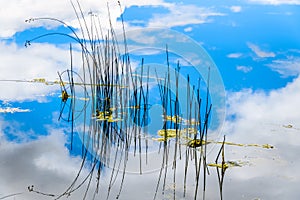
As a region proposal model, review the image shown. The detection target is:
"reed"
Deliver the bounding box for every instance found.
[24,1,228,200]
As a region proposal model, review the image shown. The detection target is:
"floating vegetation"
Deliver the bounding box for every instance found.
[163,115,183,124]
[264,122,300,132]
[283,124,293,128]
[282,124,300,131]
[215,141,274,149]
[181,138,274,150]
[187,139,209,148]
[207,160,246,169]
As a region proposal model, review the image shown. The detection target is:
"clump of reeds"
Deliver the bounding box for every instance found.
[24,1,227,200]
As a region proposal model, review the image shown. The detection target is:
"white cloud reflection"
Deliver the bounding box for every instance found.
[248,0,300,5]
[236,65,253,73]
[0,107,31,113]
[229,6,242,13]
[0,124,90,200]
[223,75,300,199]
[227,53,243,58]
[148,5,224,28]
[0,0,167,38]
[266,56,300,77]
[0,41,80,102]
[247,42,276,58]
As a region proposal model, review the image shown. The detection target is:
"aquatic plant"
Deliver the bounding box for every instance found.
[4,1,274,200]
